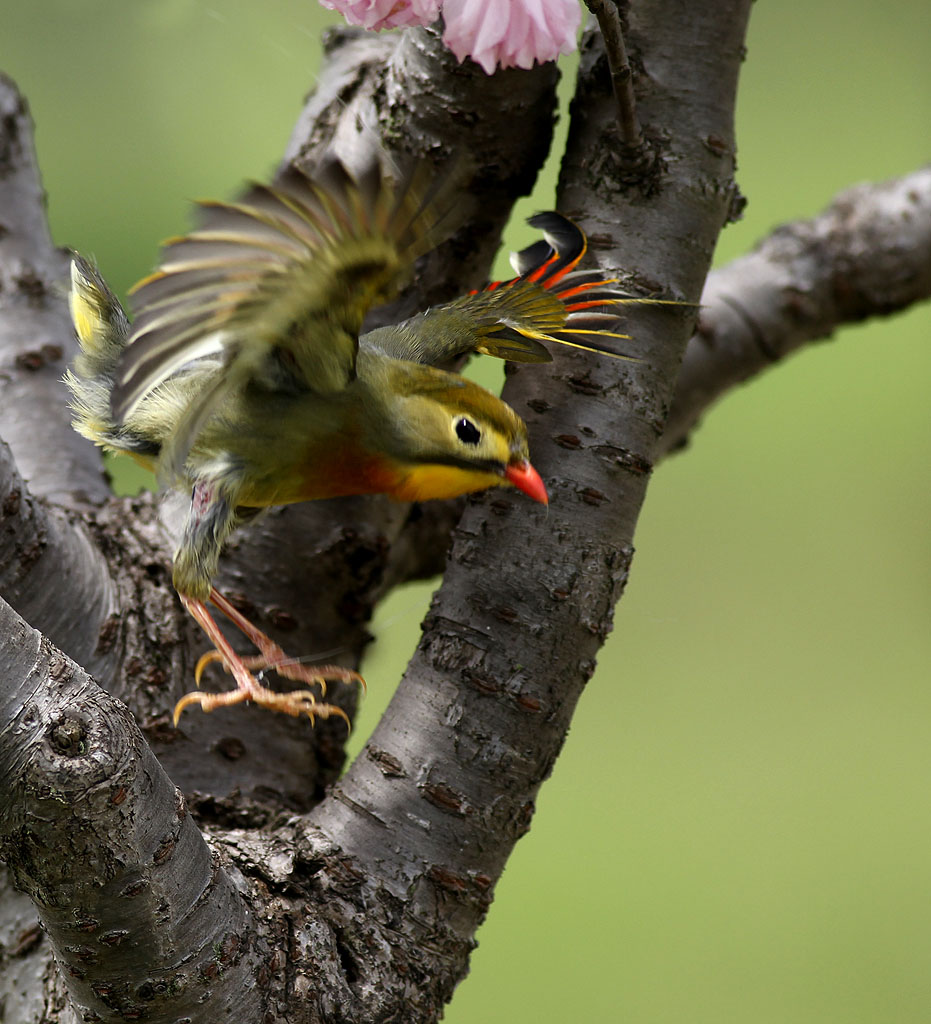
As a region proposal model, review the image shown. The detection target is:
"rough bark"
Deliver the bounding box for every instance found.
[0,598,266,1023]
[0,6,928,1023]
[303,5,751,1013]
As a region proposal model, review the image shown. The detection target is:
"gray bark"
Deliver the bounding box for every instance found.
[0,597,264,1023]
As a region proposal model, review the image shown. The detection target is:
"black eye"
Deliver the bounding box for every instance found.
[455,417,481,445]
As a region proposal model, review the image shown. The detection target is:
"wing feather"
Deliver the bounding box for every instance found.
[113,156,452,480]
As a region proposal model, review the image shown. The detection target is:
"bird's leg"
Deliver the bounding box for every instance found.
[174,595,354,725]
[171,482,361,723]
[199,587,364,697]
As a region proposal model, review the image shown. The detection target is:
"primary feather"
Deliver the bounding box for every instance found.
[113,158,451,482]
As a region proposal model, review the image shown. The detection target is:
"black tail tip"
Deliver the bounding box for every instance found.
[512,212,585,277]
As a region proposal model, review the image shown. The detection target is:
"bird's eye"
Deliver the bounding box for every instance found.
[455,417,481,445]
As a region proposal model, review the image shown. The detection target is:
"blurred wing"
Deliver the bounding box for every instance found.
[113,158,450,477]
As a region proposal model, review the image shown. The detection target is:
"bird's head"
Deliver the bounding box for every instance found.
[370,363,547,505]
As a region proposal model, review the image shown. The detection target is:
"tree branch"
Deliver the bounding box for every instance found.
[583,0,644,151]
[304,2,752,1016]
[661,166,931,454]
[0,440,118,678]
[1,8,927,1020]
[0,597,264,1022]
[284,23,561,321]
[0,74,110,506]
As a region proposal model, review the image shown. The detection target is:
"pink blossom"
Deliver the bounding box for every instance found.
[320,0,581,73]
[442,0,581,74]
[320,0,441,31]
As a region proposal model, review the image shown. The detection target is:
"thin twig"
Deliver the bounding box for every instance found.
[584,0,643,149]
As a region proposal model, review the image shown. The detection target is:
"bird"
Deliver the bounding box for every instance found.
[65,157,649,725]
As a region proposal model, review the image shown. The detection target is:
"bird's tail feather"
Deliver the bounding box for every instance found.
[64,255,160,462]
[471,211,689,362]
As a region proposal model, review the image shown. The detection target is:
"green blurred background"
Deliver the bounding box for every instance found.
[4,2,929,1020]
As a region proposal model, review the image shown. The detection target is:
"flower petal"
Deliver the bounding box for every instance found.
[320,0,440,31]
[441,0,581,75]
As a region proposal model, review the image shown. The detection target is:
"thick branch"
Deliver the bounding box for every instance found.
[0,74,110,505]
[285,23,559,321]
[661,166,931,454]
[0,440,118,679]
[306,3,752,1018]
[0,597,264,1022]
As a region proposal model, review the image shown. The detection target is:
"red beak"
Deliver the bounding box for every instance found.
[504,460,548,505]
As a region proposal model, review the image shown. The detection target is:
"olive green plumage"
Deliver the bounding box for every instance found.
[66,158,641,599]
[65,157,647,721]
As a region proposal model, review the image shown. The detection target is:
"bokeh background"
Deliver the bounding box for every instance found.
[4,2,929,1021]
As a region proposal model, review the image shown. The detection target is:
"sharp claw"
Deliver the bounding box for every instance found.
[272,690,347,726]
[174,690,208,724]
[173,685,351,729]
[180,592,363,724]
[194,650,224,685]
[194,649,364,698]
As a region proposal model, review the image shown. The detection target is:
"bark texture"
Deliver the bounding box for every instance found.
[0,8,928,1023]
[303,6,752,1011]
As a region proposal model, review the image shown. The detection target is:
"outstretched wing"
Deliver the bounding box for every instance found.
[369,211,663,368]
[112,158,449,478]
